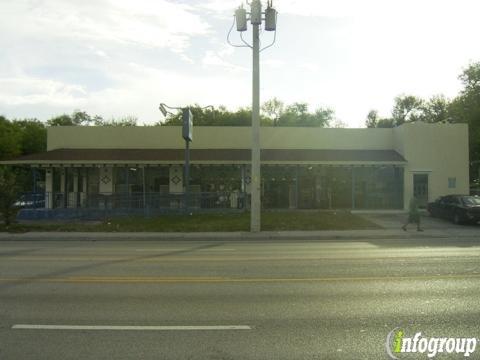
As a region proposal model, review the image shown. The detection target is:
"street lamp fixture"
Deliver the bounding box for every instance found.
[228,1,278,232]
[159,103,215,213]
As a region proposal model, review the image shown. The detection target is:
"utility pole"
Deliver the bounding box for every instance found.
[229,0,277,232]
[251,18,261,232]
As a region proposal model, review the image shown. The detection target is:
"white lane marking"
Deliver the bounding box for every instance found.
[199,249,236,252]
[134,248,236,252]
[12,324,251,331]
[135,248,183,252]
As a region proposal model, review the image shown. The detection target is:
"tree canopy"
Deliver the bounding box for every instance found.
[0,116,22,160]
[159,100,335,128]
[364,61,480,183]
[0,116,47,160]
[0,100,336,160]
[452,63,480,172]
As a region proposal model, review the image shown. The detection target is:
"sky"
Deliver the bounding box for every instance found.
[1,0,480,128]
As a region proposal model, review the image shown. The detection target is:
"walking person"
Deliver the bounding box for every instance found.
[402,197,423,231]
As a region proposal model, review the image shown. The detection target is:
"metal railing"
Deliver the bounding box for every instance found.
[17,191,248,212]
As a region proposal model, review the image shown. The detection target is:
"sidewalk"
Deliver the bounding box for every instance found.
[0,227,479,241]
[1,213,478,241]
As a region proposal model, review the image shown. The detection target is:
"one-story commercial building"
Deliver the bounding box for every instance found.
[2,122,469,216]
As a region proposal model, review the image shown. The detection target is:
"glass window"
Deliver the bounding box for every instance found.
[87,168,99,194]
[145,167,169,193]
[462,196,480,206]
[191,165,242,192]
[354,166,403,209]
[262,166,296,209]
[448,177,456,189]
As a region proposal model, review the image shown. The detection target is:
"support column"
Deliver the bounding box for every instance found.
[142,166,146,211]
[60,168,66,208]
[45,168,53,209]
[32,167,37,208]
[295,165,299,209]
[99,167,113,194]
[81,168,87,207]
[288,166,297,209]
[241,165,245,193]
[351,166,356,210]
[126,167,129,209]
[169,165,183,193]
[240,165,246,210]
[32,167,37,193]
[99,167,113,210]
[73,169,79,208]
[169,165,183,209]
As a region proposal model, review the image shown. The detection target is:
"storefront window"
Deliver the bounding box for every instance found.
[354,166,403,209]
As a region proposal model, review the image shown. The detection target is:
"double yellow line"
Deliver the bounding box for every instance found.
[4,254,477,262]
[1,273,479,284]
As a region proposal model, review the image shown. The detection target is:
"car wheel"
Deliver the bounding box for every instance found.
[453,213,462,225]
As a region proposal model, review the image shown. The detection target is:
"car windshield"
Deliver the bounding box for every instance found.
[462,196,480,205]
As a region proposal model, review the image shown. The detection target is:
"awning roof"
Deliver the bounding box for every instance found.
[1,148,407,165]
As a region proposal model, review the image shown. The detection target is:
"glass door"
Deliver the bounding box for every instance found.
[413,174,429,208]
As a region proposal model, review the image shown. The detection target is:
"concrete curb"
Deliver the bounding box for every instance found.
[0,230,479,242]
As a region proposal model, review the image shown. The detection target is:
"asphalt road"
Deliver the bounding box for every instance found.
[1,237,480,359]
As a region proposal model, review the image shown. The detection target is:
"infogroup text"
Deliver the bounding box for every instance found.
[386,328,477,358]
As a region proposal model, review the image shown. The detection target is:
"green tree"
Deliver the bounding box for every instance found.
[47,110,103,126]
[95,116,137,126]
[459,62,480,93]
[159,105,253,127]
[422,95,451,123]
[0,166,22,226]
[450,62,480,182]
[47,114,76,126]
[376,118,395,128]
[365,110,379,128]
[262,98,284,126]
[158,102,333,127]
[392,95,424,125]
[278,103,333,127]
[365,109,395,128]
[0,116,21,160]
[12,119,47,155]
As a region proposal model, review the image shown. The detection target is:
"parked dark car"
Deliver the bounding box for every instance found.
[427,195,480,224]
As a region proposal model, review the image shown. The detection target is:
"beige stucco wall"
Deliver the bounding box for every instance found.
[393,122,469,207]
[47,126,394,150]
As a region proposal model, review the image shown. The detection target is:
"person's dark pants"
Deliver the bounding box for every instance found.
[403,214,421,230]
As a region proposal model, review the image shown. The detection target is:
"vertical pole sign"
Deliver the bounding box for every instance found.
[182,108,193,212]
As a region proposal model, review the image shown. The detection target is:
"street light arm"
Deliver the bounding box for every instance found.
[159,103,183,117]
[196,105,216,123]
[160,103,183,111]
